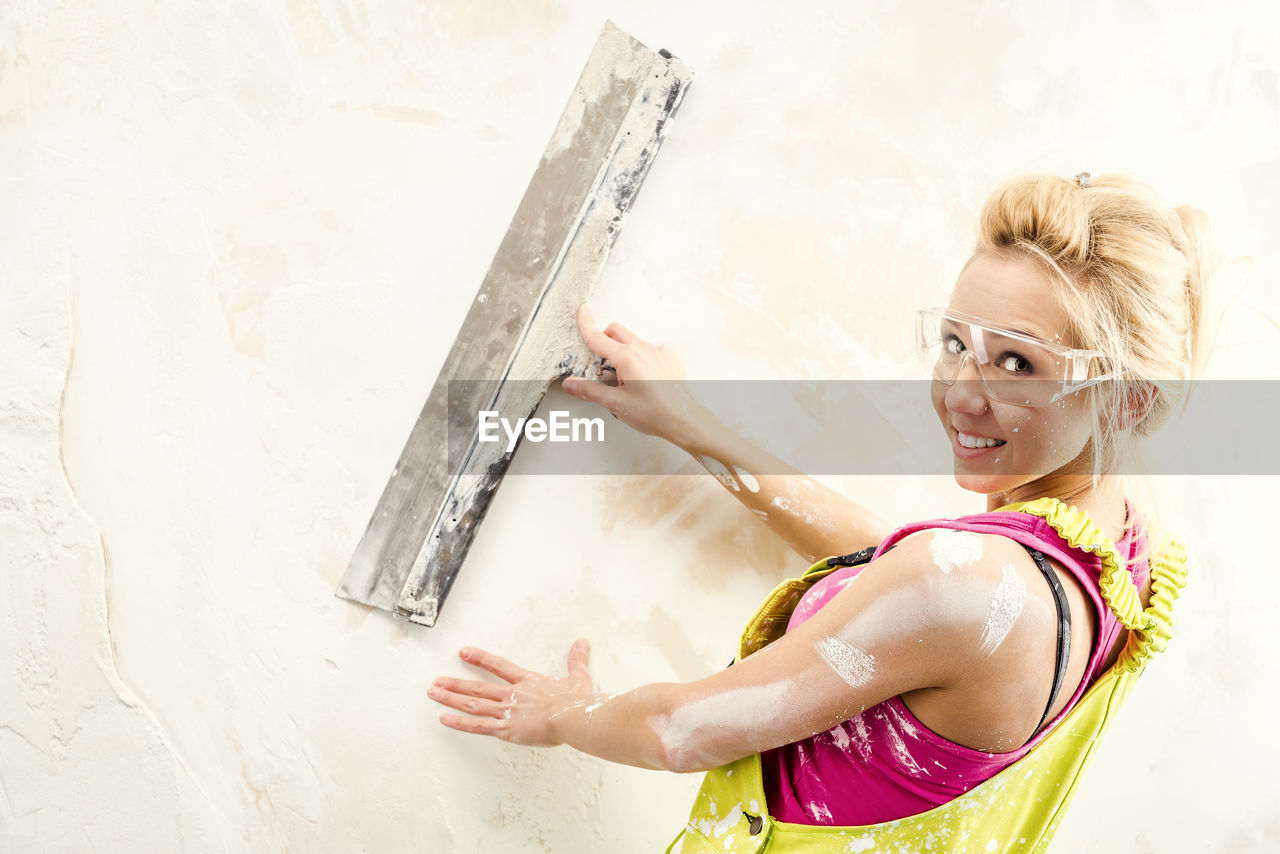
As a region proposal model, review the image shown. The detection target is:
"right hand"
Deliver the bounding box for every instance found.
[561,303,712,447]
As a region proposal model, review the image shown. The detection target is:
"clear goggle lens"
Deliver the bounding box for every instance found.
[916,308,1109,407]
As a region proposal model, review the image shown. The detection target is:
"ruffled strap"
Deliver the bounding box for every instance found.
[996,496,1190,670]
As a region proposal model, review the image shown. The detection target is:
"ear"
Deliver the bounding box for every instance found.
[1118,381,1159,431]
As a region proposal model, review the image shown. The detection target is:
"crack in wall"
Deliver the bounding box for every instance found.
[54,246,230,852]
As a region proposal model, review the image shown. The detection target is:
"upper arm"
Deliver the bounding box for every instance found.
[651,531,1004,773]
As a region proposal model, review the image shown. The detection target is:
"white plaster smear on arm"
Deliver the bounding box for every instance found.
[978,562,1026,656]
[700,455,739,491]
[814,636,875,688]
[732,465,760,493]
[929,529,984,574]
[649,681,793,771]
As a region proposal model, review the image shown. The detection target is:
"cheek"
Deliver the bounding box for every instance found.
[1007,402,1091,459]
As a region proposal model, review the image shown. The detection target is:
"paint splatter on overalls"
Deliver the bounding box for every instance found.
[665,497,1189,853]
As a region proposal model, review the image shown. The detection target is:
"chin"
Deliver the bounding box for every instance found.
[952,469,1025,496]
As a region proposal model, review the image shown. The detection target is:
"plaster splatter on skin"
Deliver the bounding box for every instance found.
[978,562,1026,657]
[651,681,793,768]
[769,481,839,537]
[815,636,876,688]
[733,465,760,493]
[929,529,984,574]
[700,455,739,491]
[582,690,623,717]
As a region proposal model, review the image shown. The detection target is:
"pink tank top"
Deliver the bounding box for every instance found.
[761,501,1149,826]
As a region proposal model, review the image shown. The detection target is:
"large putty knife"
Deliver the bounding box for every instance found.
[337,21,694,626]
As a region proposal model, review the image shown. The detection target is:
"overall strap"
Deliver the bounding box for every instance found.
[1022,545,1071,736]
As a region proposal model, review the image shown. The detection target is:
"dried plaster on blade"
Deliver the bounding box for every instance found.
[543,34,651,161]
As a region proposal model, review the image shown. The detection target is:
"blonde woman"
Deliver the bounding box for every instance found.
[428,172,1211,851]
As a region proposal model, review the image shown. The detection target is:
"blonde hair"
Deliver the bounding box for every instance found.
[971,172,1224,566]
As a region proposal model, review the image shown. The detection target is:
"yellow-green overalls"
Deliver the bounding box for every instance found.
[665,496,1189,853]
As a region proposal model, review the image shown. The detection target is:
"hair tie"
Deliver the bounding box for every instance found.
[1075,171,1091,188]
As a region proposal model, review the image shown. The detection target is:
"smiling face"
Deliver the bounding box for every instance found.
[930,252,1099,497]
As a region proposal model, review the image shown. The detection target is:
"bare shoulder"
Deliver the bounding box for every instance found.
[818,530,1043,689]
[868,529,1068,660]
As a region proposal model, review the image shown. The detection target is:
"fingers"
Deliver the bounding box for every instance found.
[567,638,591,677]
[432,676,514,702]
[438,712,507,737]
[602,321,643,345]
[459,646,532,683]
[576,304,625,362]
[428,683,509,719]
[563,374,626,413]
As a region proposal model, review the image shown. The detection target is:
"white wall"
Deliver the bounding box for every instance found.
[4,1,1279,851]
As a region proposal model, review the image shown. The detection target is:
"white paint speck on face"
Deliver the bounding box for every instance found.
[815,636,876,688]
[733,465,760,493]
[978,562,1026,656]
[929,529,984,574]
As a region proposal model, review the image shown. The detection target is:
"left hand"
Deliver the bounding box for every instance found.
[429,639,596,746]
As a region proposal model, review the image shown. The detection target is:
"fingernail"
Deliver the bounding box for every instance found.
[460,647,472,657]
[582,304,593,316]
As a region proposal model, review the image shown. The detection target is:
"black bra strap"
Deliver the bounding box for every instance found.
[824,545,879,567]
[1020,544,1072,737]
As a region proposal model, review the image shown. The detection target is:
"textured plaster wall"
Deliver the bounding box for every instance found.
[3,1,1279,852]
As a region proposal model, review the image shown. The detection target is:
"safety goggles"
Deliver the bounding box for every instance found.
[915,307,1115,407]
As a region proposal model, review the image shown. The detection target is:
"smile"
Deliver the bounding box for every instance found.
[955,430,1007,450]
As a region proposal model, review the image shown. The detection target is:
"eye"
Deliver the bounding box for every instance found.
[995,352,1032,374]
[942,334,966,356]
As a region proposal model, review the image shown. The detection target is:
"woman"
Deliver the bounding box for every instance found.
[427,172,1212,851]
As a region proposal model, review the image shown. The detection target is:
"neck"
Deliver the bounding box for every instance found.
[986,472,1129,538]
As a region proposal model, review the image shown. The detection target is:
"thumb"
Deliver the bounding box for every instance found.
[568,637,591,676]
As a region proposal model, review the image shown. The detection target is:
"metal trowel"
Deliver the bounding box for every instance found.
[336,20,694,626]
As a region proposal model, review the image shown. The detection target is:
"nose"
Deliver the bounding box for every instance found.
[942,351,992,416]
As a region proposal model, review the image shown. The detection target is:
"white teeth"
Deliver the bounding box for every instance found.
[958,431,1006,449]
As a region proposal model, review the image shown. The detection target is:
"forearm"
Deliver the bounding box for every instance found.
[550,682,682,771]
[673,407,891,562]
